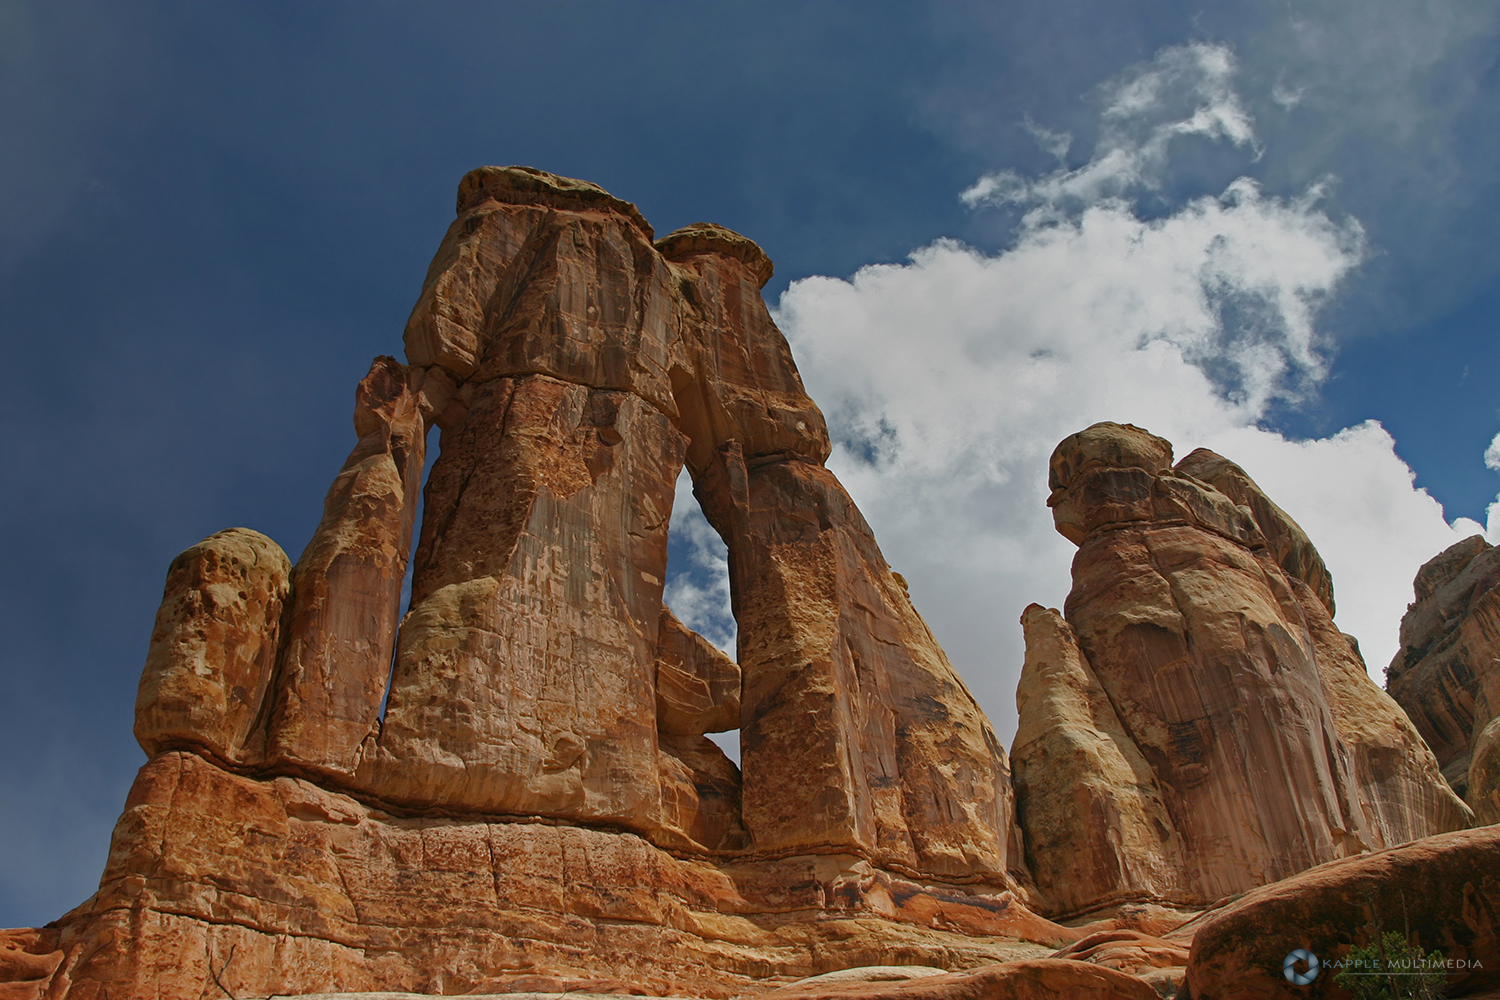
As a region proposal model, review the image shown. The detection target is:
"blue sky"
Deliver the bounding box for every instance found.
[2,0,1498,928]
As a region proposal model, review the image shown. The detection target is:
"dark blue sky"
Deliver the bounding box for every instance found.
[2,0,1497,927]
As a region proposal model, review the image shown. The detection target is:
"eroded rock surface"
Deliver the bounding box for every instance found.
[35,752,1065,1000]
[1182,825,1500,1000]
[133,527,291,765]
[760,959,1159,1000]
[12,167,1039,1000]
[1387,534,1500,800]
[1011,605,1185,916]
[1015,422,1469,915]
[268,355,427,779]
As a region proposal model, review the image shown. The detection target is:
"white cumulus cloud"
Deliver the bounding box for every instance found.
[665,42,1492,748]
[778,44,1480,744]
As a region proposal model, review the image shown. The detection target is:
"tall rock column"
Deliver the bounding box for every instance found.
[355,167,692,838]
[1032,422,1467,906]
[661,225,1021,881]
[1011,604,1186,916]
[265,355,426,778]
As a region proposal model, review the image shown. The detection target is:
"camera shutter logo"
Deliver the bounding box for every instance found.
[1284,949,1320,985]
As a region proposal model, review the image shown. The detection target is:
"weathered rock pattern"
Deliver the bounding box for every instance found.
[36,751,1065,1000]
[1473,716,1500,825]
[8,167,1038,999]
[1181,825,1500,1000]
[758,959,1161,1000]
[1050,928,1192,998]
[268,355,428,779]
[133,527,291,765]
[1174,448,1336,617]
[1016,422,1469,915]
[1011,605,1185,917]
[655,606,740,737]
[1387,534,1500,800]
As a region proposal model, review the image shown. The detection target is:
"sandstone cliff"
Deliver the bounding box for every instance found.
[1013,422,1471,917]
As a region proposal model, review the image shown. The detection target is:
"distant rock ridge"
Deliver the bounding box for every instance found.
[1,174,1483,1000]
[1013,421,1470,917]
[1386,533,1500,819]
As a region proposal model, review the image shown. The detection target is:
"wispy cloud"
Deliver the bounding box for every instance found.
[962,44,1259,219]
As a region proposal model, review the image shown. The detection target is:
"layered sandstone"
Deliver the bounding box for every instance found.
[1387,534,1500,800]
[1014,422,1470,915]
[37,751,1063,1000]
[9,167,1040,1000]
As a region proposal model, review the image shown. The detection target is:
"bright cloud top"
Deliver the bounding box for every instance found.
[664,42,1493,745]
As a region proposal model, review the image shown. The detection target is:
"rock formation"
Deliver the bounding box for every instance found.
[1011,605,1187,916]
[1181,824,1500,1000]
[6,173,1487,1000]
[133,527,291,764]
[8,167,1042,1000]
[1386,534,1500,815]
[1013,422,1471,917]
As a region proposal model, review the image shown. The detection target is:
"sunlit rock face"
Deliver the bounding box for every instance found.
[1014,422,1470,916]
[1386,534,1500,809]
[12,167,1048,1000]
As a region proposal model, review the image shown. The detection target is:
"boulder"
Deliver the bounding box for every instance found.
[1182,825,1500,1000]
[133,527,291,765]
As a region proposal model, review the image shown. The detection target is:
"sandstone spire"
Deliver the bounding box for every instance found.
[1015,422,1470,914]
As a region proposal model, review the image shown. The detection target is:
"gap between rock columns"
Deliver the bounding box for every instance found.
[337,166,1025,878]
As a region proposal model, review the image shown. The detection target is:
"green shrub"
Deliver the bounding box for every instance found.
[1334,931,1446,1000]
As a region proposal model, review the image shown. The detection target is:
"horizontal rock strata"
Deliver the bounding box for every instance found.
[40,752,1063,999]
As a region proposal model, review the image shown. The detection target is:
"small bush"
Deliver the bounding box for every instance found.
[1334,931,1446,1000]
